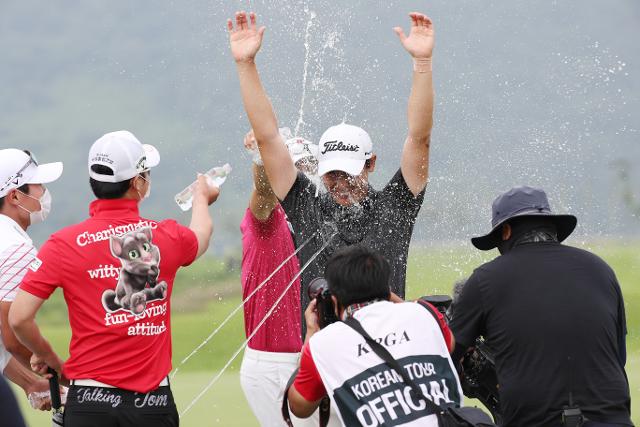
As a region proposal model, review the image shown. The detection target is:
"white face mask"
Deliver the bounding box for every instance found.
[17,188,52,225]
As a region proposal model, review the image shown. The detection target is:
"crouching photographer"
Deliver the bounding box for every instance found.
[286,245,494,427]
[449,186,633,427]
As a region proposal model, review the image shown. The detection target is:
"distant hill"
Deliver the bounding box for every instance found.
[1,0,638,251]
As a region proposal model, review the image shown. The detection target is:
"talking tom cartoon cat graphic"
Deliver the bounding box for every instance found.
[101,227,167,315]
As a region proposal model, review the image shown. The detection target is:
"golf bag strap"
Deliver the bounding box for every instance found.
[343,316,446,417]
[47,368,62,411]
[318,396,331,427]
[281,368,330,427]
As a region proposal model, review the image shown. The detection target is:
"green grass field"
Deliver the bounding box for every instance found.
[14,240,639,426]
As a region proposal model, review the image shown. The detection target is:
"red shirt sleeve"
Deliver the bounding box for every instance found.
[417,301,454,352]
[178,225,198,267]
[20,238,63,300]
[293,343,327,402]
[159,220,199,267]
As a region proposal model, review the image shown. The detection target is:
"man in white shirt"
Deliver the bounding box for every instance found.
[287,245,462,427]
[0,148,63,410]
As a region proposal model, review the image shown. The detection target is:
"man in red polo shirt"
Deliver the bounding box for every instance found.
[9,130,219,427]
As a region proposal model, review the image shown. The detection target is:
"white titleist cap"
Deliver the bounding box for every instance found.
[285,137,318,164]
[0,149,63,197]
[88,131,160,183]
[317,123,373,176]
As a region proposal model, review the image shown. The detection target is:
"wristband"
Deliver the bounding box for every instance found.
[413,57,432,73]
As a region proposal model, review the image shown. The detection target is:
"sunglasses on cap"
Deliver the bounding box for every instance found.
[287,140,317,158]
[0,150,38,194]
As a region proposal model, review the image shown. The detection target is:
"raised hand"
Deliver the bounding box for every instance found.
[228,11,266,63]
[394,12,434,59]
[193,174,220,206]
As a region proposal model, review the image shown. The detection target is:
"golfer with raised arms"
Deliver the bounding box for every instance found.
[228,10,435,327]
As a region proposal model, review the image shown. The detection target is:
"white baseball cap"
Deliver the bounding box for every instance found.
[0,149,63,197]
[285,137,318,165]
[317,123,373,176]
[88,131,160,183]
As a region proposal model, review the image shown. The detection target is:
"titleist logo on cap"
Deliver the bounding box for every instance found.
[321,140,359,155]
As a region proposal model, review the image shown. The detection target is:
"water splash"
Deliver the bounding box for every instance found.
[179,231,337,419]
[294,8,316,137]
[170,229,321,379]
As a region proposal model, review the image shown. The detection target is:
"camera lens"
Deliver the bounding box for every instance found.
[308,277,328,299]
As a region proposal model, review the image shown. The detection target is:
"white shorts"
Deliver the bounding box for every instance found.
[240,347,340,427]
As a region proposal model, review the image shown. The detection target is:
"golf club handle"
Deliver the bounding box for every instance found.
[47,367,62,410]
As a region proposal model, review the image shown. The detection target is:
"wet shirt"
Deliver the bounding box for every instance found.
[240,206,303,353]
[20,199,198,393]
[450,242,632,427]
[281,169,425,313]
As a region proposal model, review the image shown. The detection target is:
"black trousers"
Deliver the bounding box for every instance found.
[0,376,26,427]
[64,385,179,427]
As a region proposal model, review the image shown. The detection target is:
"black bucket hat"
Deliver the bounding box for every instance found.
[471,186,577,251]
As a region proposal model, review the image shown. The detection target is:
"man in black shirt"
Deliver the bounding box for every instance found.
[281,167,423,312]
[227,11,434,307]
[450,186,632,427]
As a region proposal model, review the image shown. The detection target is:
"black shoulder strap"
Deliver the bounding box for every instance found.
[281,368,298,427]
[343,317,444,416]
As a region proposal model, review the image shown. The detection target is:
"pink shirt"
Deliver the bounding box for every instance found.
[240,206,303,353]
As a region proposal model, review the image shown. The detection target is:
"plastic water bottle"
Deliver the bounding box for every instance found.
[175,163,232,211]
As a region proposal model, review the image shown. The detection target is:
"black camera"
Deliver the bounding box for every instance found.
[308,278,339,329]
[420,294,502,425]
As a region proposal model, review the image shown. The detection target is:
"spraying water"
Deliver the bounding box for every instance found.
[179,230,337,419]
[294,8,315,138]
[170,230,320,379]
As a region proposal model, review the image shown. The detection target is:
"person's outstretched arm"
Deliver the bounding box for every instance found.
[228,11,296,201]
[397,12,435,196]
[189,174,220,259]
[245,130,279,221]
[9,291,63,378]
